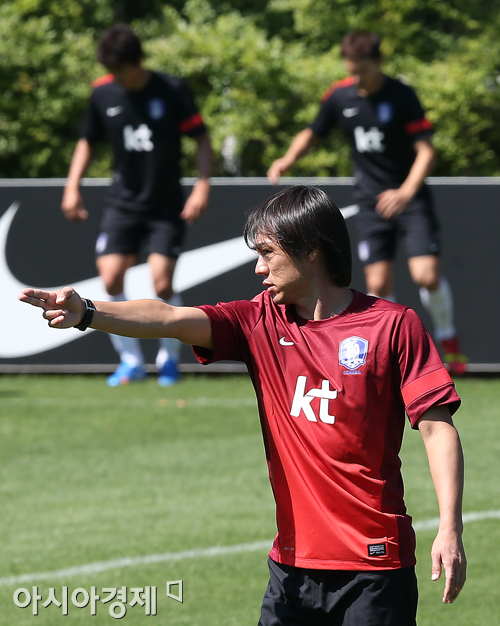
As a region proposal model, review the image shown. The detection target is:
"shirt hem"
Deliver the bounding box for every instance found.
[269,548,414,571]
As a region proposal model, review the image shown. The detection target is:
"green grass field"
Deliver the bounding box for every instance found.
[0,374,499,625]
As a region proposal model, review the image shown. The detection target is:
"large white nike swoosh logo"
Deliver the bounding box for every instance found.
[1,203,256,358]
[279,337,294,346]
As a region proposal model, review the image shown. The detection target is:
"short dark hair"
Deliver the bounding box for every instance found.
[341,31,381,61]
[244,185,352,287]
[97,24,143,67]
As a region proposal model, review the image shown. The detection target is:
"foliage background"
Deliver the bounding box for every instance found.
[2,0,500,178]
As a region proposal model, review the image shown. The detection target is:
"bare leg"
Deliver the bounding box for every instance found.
[407,255,440,292]
[96,253,137,296]
[148,252,177,301]
[364,260,395,300]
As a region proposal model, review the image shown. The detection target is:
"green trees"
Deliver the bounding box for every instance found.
[2,0,500,177]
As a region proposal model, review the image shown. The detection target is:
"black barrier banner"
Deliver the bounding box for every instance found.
[1,178,498,371]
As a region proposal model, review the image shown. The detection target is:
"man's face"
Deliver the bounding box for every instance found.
[254,236,312,305]
[344,57,382,92]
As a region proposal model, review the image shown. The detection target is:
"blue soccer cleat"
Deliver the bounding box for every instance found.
[107,362,147,387]
[157,358,180,387]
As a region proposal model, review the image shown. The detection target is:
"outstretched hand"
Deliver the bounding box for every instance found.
[19,287,85,329]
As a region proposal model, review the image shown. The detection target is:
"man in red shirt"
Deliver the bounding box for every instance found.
[20,185,466,625]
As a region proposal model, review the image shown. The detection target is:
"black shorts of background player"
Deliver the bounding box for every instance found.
[356,187,440,269]
[61,24,212,386]
[267,31,466,375]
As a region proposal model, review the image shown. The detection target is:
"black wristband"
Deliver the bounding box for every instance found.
[74,298,96,331]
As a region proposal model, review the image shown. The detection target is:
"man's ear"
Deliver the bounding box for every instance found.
[307,248,319,262]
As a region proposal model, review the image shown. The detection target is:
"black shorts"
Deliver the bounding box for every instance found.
[356,190,440,266]
[258,558,418,626]
[95,196,186,260]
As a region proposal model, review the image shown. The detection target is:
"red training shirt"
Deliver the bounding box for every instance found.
[193,290,460,571]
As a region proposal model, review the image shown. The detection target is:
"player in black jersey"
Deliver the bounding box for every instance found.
[61,25,212,386]
[268,31,466,375]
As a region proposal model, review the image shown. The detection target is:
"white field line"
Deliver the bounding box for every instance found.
[1,511,499,587]
[0,541,272,588]
[413,509,500,531]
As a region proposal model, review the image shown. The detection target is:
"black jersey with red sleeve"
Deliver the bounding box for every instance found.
[83,71,207,213]
[193,290,460,571]
[309,76,434,201]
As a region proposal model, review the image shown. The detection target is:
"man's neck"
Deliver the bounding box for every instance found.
[129,68,151,91]
[295,287,353,321]
[357,72,385,97]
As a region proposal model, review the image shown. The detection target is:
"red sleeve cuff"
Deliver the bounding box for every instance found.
[402,368,461,427]
[402,368,452,405]
[405,118,432,135]
[177,113,205,134]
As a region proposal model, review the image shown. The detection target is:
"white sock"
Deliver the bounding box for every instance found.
[156,293,183,368]
[107,292,144,367]
[419,277,456,342]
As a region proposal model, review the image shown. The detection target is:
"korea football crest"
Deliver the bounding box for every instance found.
[148,98,166,120]
[376,102,393,124]
[339,336,368,371]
